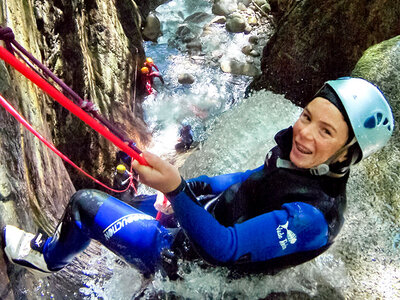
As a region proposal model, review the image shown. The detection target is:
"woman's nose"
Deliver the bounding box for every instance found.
[299,124,314,140]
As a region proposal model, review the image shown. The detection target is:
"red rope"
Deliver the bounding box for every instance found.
[0,26,143,153]
[0,93,137,193]
[0,45,148,166]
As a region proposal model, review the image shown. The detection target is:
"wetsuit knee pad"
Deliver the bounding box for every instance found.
[68,189,110,231]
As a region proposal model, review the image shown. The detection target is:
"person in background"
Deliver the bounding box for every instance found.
[175,122,194,152]
[3,78,394,280]
[144,57,159,72]
[112,164,138,202]
[141,66,164,95]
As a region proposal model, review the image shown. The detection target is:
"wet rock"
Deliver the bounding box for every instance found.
[209,15,227,25]
[174,12,213,46]
[254,0,267,6]
[242,45,253,55]
[244,24,253,34]
[261,3,272,13]
[221,59,261,77]
[238,3,248,11]
[176,24,196,43]
[186,40,202,54]
[185,12,211,24]
[352,35,400,110]
[250,0,400,106]
[248,35,259,44]
[250,49,260,57]
[226,14,247,33]
[142,12,162,42]
[247,16,258,25]
[212,0,238,16]
[201,25,213,37]
[202,16,225,36]
[201,26,214,36]
[246,56,255,64]
[238,0,252,7]
[178,73,196,84]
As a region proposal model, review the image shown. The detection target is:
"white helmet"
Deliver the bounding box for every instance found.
[326,77,394,160]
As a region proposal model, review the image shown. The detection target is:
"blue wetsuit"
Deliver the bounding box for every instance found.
[42,127,347,276]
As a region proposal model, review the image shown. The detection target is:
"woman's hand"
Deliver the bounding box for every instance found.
[131,151,181,194]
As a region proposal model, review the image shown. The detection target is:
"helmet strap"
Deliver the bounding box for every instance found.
[276,137,358,178]
[310,137,357,178]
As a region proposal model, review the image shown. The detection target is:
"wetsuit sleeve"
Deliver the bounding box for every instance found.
[167,182,329,264]
[186,165,264,194]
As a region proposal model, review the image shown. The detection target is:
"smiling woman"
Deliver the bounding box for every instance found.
[290,97,350,169]
[3,78,395,280]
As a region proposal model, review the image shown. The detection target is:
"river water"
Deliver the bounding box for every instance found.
[75,0,400,299]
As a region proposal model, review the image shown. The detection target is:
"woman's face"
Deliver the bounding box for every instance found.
[290,97,349,169]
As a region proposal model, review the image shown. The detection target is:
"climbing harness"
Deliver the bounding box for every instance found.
[0,26,146,193]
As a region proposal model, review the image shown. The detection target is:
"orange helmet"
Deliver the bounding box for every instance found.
[146,57,153,63]
[141,66,149,74]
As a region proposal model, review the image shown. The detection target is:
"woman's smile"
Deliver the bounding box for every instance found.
[294,141,312,155]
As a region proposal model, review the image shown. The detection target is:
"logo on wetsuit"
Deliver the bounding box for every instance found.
[276,221,297,250]
[103,214,153,240]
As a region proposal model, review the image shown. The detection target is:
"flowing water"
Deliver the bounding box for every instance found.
[139,1,254,158]
[60,0,400,298]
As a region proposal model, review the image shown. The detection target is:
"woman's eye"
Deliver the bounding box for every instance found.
[322,128,332,136]
[301,113,310,121]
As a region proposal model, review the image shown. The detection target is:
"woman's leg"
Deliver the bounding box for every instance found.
[44,189,174,274]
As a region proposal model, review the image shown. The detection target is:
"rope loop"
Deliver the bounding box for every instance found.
[0,26,15,54]
[0,26,15,41]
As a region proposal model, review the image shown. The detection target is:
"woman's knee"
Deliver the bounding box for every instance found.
[68,189,109,224]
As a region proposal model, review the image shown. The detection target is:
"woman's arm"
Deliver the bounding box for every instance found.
[187,165,264,195]
[167,181,329,264]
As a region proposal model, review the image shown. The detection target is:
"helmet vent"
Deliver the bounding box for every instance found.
[364,115,376,128]
[377,112,383,123]
[364,112,391,129]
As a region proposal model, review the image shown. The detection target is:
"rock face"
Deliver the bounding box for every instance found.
[142,12,162,41]
[35,0,154,189]
[351,35,400,192]
[341,35,400,300]
[251,0,400,106]
[0,0,154,298]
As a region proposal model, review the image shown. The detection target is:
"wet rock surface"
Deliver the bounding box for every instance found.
[249,0,400,106]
